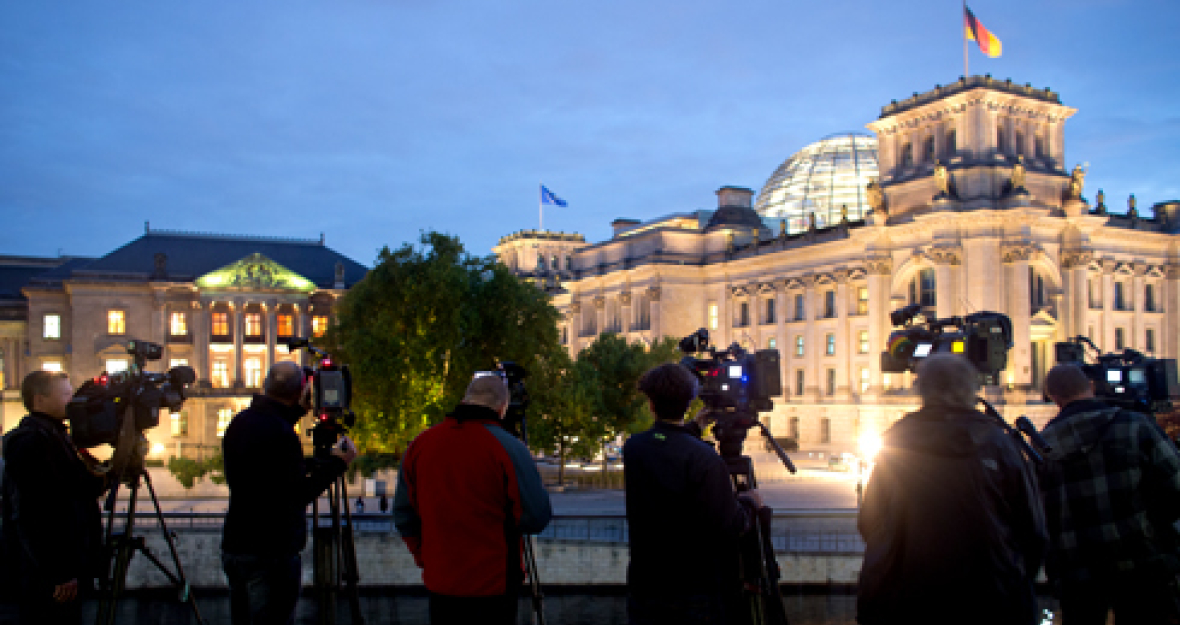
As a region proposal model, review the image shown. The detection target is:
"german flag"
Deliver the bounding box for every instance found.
[965,7,1002,58]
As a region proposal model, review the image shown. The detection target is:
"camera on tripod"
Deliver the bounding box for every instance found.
[1054,336,1180,413]
[677,328,782,458]
[879,304,1013,385]
[285,337,355,458]
[67,339,196,480]
[474,361,530,440]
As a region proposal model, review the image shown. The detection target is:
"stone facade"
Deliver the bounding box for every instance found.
[496,76,1180,459]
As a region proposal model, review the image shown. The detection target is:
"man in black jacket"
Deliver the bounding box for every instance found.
[624,363,762,625]
[2,370,107,625]
[856,354,1047,625]
[221,361,357,625]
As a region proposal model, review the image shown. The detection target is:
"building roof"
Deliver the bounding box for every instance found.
[41,230,368,289]
[879,75,1062,119]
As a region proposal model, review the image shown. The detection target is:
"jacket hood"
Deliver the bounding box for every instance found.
[1041,399,1121,458]
[885,406,988,458]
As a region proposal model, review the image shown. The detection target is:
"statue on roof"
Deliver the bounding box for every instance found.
[1095,189,1107,214]
[1128,194,1138,218]
[1066,165,1086,200]
[1010,156,1026,191]
[866,178,886,215]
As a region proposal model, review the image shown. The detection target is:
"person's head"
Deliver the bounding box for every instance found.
[1044,364,1095,408]
[915,354,980,410]
[22,370,72,420]
[462,374,510,417]
[638,363,699,422]
[264,361,306,406]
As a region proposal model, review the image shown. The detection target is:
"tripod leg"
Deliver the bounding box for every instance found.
[141,471,207,624]
[314,483,339,625]
[522,537,545,625]
[97,478,140,625]
[337,478,366,625]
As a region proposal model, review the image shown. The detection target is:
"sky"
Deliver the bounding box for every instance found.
[2,0,1178,267]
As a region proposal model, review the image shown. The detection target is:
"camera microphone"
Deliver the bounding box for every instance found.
[1015,416,1052,454]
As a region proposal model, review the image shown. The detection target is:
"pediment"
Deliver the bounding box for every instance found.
[195,253,315,292]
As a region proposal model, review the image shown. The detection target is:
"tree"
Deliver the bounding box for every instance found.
[325,232,561,454]
[526,347,603,485]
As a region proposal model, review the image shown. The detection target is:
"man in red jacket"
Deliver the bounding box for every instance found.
[393,374,552,625]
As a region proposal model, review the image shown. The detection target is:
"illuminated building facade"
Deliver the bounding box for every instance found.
[496,76,1180,462]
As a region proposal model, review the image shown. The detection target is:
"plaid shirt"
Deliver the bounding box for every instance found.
[1039,399,1180,585]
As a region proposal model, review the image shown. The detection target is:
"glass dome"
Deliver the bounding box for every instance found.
[754,133,879,234]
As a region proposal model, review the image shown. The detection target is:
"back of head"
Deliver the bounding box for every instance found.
[915,354,980,410]
[638,363,699,421]
[463,374,509,411]
[264,361,305,404]
[1044,364,1093,404]
[21,370,67,413]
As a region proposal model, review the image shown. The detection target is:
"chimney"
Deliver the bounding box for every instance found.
[716,186,754,209]
[612,218,641,236]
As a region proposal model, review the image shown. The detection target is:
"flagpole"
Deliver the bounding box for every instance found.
[963,0,968,78]
[539,184,543,231]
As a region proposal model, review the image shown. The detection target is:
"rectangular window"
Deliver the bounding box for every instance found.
[820,417,831,444]
[826,333,836,356]
[794,294,805,321]
[169,358,189,369]
[860,367,870,393]
[1088,279,1099,308]
[1115,327,1125,351]
[42,361,62,372]
[795,369,804,396]
[212,361,230,389]
[795,335,804,357]
[1146,328,1156,353]
[217,408,233,438]
[1145,284,1156,312]
[171,411,189,437]
[857,287,869,315]
[765,299,775,324]
[312,316,329,338]
[858,330,870,354]
[738,302,749,327]
[708,304,719,330]
[212,312,229,337]
[824,291,836,318]
[244,357,262,388]
[43,314,61,340]
[1114,282,1127,311]
[105,359,128,374]
[767,337,777,350]
[917,269,936,307]
[108,310,126,335]
[277,314,295,338]
[826,368,836,396]
[789,417,800,441]
[244,313,262,337]
[170,312,187,336]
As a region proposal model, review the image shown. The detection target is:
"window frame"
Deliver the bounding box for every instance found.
[43,313,61,340]
[107,310,126,336]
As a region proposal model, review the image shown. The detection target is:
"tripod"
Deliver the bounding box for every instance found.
[96,468,206,625]
[310,469,365,625]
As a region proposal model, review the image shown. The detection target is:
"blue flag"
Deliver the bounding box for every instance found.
[540,185,567,207]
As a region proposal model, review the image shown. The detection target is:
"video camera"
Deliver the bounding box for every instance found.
[880,304,1013,384]
[1055,336,1180,413]
[67,340,196,480]
[285,337,355,458]
[678,328,783,459]
[474,361,530,441]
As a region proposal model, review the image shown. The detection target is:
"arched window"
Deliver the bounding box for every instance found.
[1029,267,1047,309]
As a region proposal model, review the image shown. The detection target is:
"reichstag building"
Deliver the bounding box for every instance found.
[496,75,1180,461]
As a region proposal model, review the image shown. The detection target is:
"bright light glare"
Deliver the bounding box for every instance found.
[858,432,883,461]
[150,443,167,456]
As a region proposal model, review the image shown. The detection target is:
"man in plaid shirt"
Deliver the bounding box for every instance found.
[1041,364,1180,624]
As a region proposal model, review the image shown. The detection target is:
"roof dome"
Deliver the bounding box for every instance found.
[754,133,879,234]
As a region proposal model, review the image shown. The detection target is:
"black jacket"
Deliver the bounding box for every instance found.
[221,395,346,557]
[856,406,1047,625]
[623,420,756,595]
[1,413,106,591]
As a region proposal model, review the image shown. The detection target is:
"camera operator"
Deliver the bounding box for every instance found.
[1,371,107,625]
[856,354,1046,625]
[1040,363,1180,623]
[392,373,552,625]
[624,362,763,625]
[221,361,358,625]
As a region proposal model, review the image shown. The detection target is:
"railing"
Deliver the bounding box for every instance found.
[107,511,865,555]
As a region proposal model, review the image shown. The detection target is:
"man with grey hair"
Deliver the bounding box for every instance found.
[857,353,1046,625]
[1039,363,1180,623]
[221,361,358,625]
[393,372,552,625]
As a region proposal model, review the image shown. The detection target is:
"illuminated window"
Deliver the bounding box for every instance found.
[105,359,128,374]
[277,314,295,338]
[212,361,229,389]
[826,334,836,356]
[857,287,869,315]
[212,312,229,337]
[860,367,870,393]
[43,314,61,340]
[708,304,719,330]
[217,408,233,437]
[795,370,804,396]
[244,313,262,337]
[312,316,329,338]
[1146,328,1156,353]
[859,330,870,354]
[794,294,804,321]
[244,358,262,388]
[171,411,189,437]
[108,310,126,335]
[169,358,188,369]
[767,337,777,350]
[170,312,188,336]
[42,361,62,372]
[795,336,804,357]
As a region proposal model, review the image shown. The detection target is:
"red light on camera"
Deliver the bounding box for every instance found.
[322,358,332,367]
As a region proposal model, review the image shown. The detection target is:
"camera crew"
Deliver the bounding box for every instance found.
[221,361,358,625]
[393,374,552,625]
[1,371,107,625]
[1040,364,1180,623]
[624,363,763,625]
[856,354,1047,625]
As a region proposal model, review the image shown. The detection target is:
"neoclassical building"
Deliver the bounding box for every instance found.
[0,228,367,459]
[495,75,1180,459]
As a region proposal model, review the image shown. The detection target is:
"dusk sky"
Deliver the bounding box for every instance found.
[2,0,1177,267]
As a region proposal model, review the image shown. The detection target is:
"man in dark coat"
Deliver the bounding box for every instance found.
[856,354,1047,625]
[2,371,107,625]
[221,361,357,625]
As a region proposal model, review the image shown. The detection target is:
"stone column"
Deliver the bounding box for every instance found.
[292,303,305,368]
[1133,262,1147,353]
[1061,251,1093,342]
[803,274,819,400]
[265,300,278,370]
[647,286,662,340]
[233,301,244,388]
[151,291,167,354]
[929,246,962,320]
[569,301,583,356]
[1003,244,1033,388]
[193,301,209,385]
[593,296,606,341]
[965,235,1003,313]
[834,270,851,399]
[774,279,788,395]
[865,257,892,395]
[1167,265,1180,359]
[619,291,632,336]
[1101,259,1117,351]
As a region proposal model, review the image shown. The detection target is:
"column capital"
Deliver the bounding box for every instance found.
[645,286,661,302]
[1001,243,1035,264]
[928,245,963,266]
[618,290,632,306]
[592,295,606,310]
[1060,249,1093,269]
[864,257,893,276]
